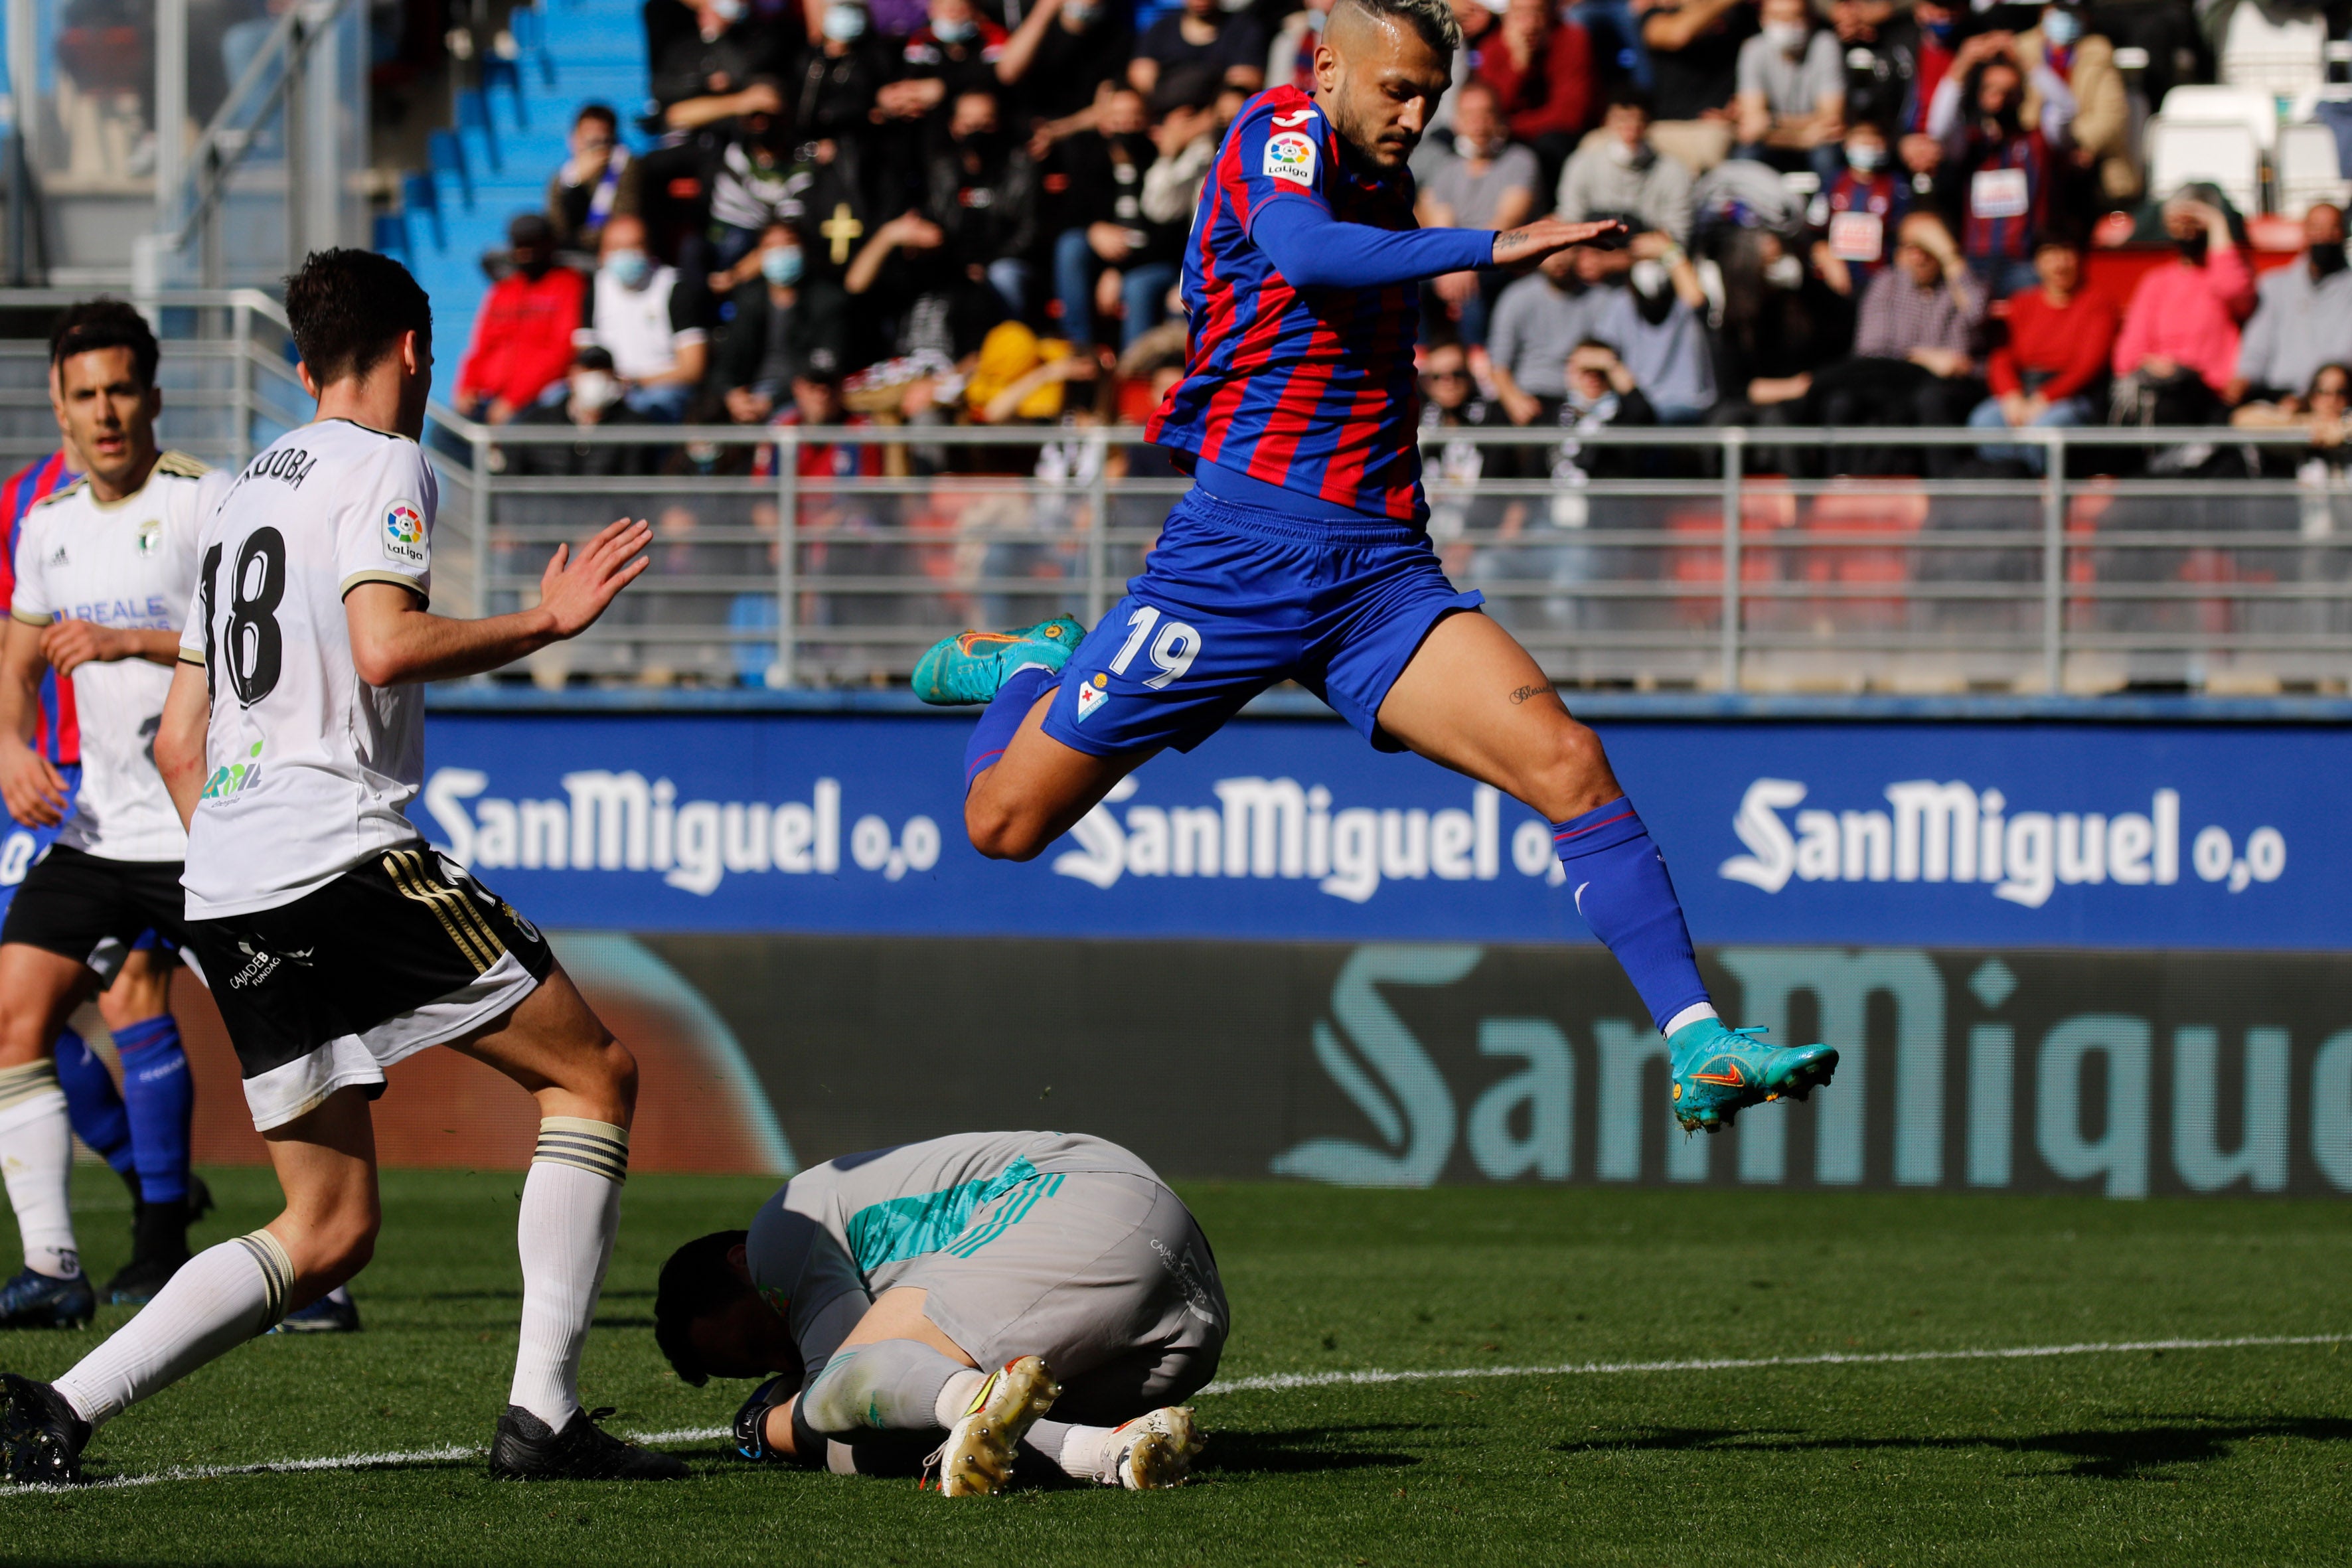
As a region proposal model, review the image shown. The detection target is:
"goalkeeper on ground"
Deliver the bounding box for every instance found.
[655,1131,1227,1494]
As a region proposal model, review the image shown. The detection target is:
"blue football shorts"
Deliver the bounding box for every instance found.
[1040,487,1483,757]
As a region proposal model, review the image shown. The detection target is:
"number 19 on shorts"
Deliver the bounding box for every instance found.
[1107,605,1201,690]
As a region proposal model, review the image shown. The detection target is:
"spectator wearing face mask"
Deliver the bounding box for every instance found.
[793,1,890,141]
[1418,80,1541,347]
[1813,120,1909,291]
[1476,339,1657,637]
[1476,0,1597,193]
[547,104,629,253]
[1733,0,1846,184]
[1832,0,1919,138]
[653,0,790,131]
[2228,204,2352,412]
[1489,246,1620,428]
[501,348,662,477]
[1828,211,1983,422]
[926,88,1038,318]
[1052,87,1181,350]
[875,0,1008,137]
[710,221,853,423]
[454,213,589,425]
[1557,89,1695,244]
[703,89,807,274]
[1000,0,1134,156]
[578,214,712,422]
[1968,236,2114,471]
[1595,231,1716,422]
[2017,0,2132,203]
[1131,0,1266,98]
[2112,190,2253,424]
[1928,33,2074,301]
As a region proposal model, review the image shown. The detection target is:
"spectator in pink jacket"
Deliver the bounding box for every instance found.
[2111,190,2255,424]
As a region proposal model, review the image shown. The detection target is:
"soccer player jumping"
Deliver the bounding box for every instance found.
[917,0,1836,1132]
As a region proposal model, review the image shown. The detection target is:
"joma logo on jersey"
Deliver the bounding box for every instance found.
[1263,131,1316,185]
[247,447,316,488]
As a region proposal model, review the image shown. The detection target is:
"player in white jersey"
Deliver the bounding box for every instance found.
[0,303,224,1330]
[0,250,668,1486]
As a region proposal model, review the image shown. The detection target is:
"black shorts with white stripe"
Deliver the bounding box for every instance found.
[183,844,556,1084]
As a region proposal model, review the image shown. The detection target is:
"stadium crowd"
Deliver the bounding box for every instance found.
[441,0,2352,485]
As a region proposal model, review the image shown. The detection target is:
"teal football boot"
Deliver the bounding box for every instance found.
[911,616,1085,706]
[1667,1017,1838,1133]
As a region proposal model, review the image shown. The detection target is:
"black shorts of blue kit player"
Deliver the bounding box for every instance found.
[0,844,193,980]
[181,846,554,1129]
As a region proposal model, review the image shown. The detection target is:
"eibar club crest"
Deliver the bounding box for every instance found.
[1075,674,1109,724]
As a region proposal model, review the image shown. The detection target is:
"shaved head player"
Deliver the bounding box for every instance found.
[914,0,1839,1132]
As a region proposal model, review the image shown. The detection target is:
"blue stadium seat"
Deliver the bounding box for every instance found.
[427,129,473,210]
[457,88,503,175]
[399,171,446,252]
[372,211,410,262]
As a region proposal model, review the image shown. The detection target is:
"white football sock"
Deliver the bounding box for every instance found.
[932,1368,988,1428]
[1026,1417,1118,1482]
[0,1063,79,1279]
[509,1119,627,1430]
[53,1231,293,1427]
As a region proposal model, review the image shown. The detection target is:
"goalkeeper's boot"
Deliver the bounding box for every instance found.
[272,1286,360,1334]
[932,1355,1060,1497]
[1668,1017,1837,1134]
[0,1374,88,1485]
[487,1404,689,1481]
[0,1267,94,1330]
[1107,1405,1204,1490]
[911,617,1083,706]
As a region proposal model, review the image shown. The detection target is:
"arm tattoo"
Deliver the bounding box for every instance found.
[1508,682,1553,704]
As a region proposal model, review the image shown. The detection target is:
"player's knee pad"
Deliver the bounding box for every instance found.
[799,1339,965,1436]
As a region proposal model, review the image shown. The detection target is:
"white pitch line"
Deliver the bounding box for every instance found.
[1197,1332,2352,1395]
[2,1331,2339,1496]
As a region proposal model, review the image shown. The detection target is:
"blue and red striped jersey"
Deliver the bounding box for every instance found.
[1957,129,2049,264]
[0,451,80,764]
[1146,85,1429,523]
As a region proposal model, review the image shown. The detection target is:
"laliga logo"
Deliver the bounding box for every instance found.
[1263,130,1316,186]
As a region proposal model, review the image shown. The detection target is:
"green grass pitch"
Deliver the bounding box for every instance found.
[1,1166,2349,1565]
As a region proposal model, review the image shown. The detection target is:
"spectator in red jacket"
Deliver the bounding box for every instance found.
[1476,0,1595,197]
[1968,236,2116,471]
[453,214,589,424]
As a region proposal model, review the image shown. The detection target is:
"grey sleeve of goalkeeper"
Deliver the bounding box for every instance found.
[799,1338,965,1437]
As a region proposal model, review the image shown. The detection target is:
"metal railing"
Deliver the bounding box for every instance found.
[428,412,2352,696]
[1,288,2334,699]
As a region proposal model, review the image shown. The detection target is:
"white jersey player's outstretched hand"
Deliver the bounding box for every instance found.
[538,516,654,639]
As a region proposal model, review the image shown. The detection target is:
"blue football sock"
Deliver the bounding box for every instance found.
[1553,799,1715,1036]
[963,664,1059,788]
[112,1014,193,1206]
[53,1029,133,1176]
